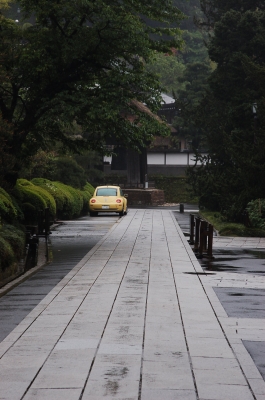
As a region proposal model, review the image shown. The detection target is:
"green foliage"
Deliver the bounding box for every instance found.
[31,178,94,218]
[80,183,95,214]
[66,185,83,218]
[51,182,79,219]
[13,179,48,223]
[174,61,212,148]
[15,179,55,217]
[188,6,265,220]
[1,0,184,187]
[180,30,209,64]
[0,187,17,222]
[199,210,265,237]
[83,182,95,197]
[246,199,265,230]
[0,113,16,189]
[0,236,14,271]
[21,149,103,188]
[48,157,87,189]
[31,178,65,211]
[15,178,56,218]
[147,52,186,95]
[0,224,25,260]
[199,0,264,30]
[0,223,25,273]
[20,150,58,181]
[150,175,197,203]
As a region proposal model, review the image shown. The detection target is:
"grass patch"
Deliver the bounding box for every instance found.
[199,210,265,237]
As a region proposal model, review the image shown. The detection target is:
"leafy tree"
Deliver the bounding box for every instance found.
[199,0,265,30]
[188,8,265,219]
[146,51,186,94]
[173,61,212,149]
[0,0,184,186]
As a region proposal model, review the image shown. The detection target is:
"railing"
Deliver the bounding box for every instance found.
[189,214,214,259]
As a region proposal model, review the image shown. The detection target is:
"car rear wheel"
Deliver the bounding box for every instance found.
[90,211,98,217]
[119,209,124,217]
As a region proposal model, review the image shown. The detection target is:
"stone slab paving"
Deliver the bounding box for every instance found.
[213,237,265,248]
[0,210,264,400]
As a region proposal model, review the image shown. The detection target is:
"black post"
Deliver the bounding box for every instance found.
[44,208,50,237]
[207,224,214,258]
[194,217,201,252]
[189,214,195,245]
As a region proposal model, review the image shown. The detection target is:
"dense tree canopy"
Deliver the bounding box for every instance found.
[0,0,184,187]
[187,5,265,219]
[199,0,265,29]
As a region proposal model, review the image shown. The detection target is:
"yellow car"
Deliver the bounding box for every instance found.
[89,185,128,217]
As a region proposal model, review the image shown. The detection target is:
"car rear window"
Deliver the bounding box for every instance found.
[96,188,117,196]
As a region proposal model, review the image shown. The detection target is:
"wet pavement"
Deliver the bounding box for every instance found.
[174,207,265,383]
[0,208,265,400]
[0,215,117,342]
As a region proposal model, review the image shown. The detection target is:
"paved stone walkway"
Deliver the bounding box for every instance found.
[213,236,265,248]
[0,209,264,400]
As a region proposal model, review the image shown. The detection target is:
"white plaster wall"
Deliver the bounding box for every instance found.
[147,152,207,166]
[166,153,188,165]
[147,153,165,165]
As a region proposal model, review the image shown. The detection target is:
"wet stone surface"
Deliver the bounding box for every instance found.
[243,341,265,380]
[200,248,265,275]
[0,215,117,342]
[213,287,265,318]
[174,207,265,383]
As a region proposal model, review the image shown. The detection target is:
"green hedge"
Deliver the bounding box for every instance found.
[13,179,48,224]
[31,178,66,213]
[150,176,197,203]
[0,188,18,222]
[0,225,25,273]
[16,179,56,218]
[246,199,265,230]
[0,179,94,275]
[31,179,94,219]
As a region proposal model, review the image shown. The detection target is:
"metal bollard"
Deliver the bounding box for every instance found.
[179,203,184,213]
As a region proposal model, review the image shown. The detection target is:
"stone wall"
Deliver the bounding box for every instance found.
[123,189,165,206]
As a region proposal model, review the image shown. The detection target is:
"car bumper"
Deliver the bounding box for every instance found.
[89,205,123,212]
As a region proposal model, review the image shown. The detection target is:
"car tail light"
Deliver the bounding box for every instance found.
[116,199,122,203]
[91,199,96,203]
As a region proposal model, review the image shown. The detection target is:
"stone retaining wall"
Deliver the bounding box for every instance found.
[123,189,165,206]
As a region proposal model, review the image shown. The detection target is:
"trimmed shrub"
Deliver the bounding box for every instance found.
[31,186,56,218]
[246,199,265,230]
[80,183,95,214]
[150,175,197,203]
[31,179,95,217]
[0,224,25,260]
[13,179,47,223]
[65,185,83,217]
[17,179,56,218]
[83,182,95,196]
[31,178,64,210]
[0,236,15,272]
[51,182,77,219]
[80,189,92,214]
[0,187,18,222]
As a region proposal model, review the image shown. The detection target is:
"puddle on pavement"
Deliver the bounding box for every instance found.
[214,287,265,318]
[243,341,265,380]
[200,249,265,275]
